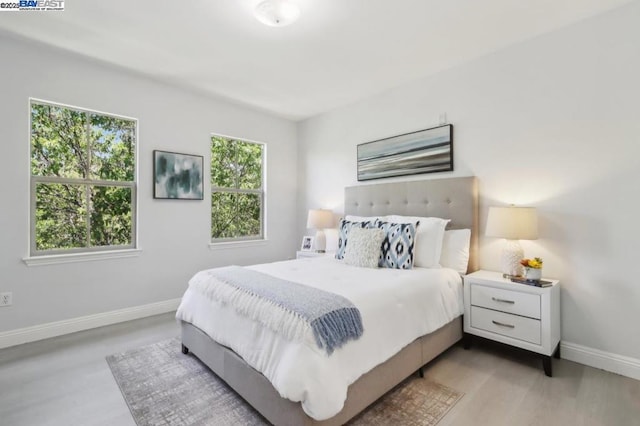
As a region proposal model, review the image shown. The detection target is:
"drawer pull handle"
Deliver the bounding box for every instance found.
[492,320,515,329]
[492,297,515,304]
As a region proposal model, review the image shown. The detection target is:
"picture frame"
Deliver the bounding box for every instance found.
[357,124,453,181]
[301,236,314,251]
[153,150,204,200]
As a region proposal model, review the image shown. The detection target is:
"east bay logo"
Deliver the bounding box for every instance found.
[20,0,63,7]
[0,0,65,11]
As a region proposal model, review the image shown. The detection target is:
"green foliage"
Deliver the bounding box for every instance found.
[211,192,261,239]
[90,186,132,246]
[35,183,87,250]
[211,136,262,190]
[210,136,263,240]
[210,136,237,189]
[90,114,136,181]
[31,105,88,178]
[31,102,136,251]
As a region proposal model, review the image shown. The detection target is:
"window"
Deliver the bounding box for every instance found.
[210,135,265,242]
[30,100,137,255]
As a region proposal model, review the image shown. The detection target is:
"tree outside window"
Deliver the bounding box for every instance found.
[30,100,137,255]
[211,136,265,241]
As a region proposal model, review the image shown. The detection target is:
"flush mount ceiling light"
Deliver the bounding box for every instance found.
[254,0,300,27]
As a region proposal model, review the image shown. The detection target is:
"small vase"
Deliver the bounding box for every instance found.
[525,267,542,281]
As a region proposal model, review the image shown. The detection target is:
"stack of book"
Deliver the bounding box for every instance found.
[510,277,553,287]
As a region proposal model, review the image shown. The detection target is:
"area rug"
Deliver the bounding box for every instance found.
[107,338,462,426]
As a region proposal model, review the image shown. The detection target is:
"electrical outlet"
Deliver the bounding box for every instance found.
[0,292,12,307]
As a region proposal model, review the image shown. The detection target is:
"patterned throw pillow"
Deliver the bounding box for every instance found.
[374,221,418,269]
[335,219,374,260]
[343,227,386,268]
[387,215,450,268]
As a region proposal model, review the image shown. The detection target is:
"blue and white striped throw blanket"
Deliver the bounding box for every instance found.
[191,266,364,355]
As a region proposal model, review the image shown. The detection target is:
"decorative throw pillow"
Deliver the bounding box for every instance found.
[440,229,471,274]
[335,219,374,260]
[343,227,386,268]
[374,221,418,269]
[387,215,450,268]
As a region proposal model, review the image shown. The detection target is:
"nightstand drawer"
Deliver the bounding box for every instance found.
[470,306,541,345]
[471,285,540,319]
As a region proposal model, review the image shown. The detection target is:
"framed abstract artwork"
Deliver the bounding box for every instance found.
[357,124,453,181]
[153,150,204,200]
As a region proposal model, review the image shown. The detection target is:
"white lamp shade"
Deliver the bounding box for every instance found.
[486,206,538,240]
[306,209,333,229]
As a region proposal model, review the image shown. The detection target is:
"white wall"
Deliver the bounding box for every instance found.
[0,36,298,333]
[298,3,640,363]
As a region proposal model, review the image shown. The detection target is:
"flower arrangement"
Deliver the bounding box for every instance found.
[521,257,543,269]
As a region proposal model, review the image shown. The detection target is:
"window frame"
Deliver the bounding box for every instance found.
[210,133,266,244]
[29,98,138,257]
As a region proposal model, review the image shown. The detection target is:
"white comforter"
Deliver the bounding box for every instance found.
[175,256,463,421]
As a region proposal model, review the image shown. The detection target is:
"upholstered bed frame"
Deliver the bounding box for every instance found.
[181,176,478,425]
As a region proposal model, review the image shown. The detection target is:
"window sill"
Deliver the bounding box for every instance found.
[208,239,268,250]
[23,249,142,267]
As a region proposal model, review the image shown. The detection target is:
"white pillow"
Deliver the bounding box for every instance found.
[387,215,450,268]
[343,227,385,269]
[345,215,387,222]
[440,229,471,274]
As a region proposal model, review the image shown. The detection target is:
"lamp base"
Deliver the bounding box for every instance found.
[500,240,524,277]
[314,230,326,253]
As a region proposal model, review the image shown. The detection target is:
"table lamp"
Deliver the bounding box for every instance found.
[306,209,333,253]
[486,206,538,277]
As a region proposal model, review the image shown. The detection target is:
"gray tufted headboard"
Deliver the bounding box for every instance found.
[344,176,478,273]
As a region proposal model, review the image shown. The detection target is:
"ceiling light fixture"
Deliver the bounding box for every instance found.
[254,0,300,27]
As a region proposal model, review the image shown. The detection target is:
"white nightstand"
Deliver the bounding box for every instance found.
[296,251,333,259]
[463,270,561,376]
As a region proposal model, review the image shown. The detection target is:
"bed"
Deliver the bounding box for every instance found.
[178,176,478,425]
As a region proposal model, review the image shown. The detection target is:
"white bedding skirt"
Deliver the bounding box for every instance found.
[176,256,463,421]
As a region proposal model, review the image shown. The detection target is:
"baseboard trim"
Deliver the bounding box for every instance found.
[561,341,640,381]
[0,298,181,349]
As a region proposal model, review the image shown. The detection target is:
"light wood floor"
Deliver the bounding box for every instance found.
[1,313,638,426]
